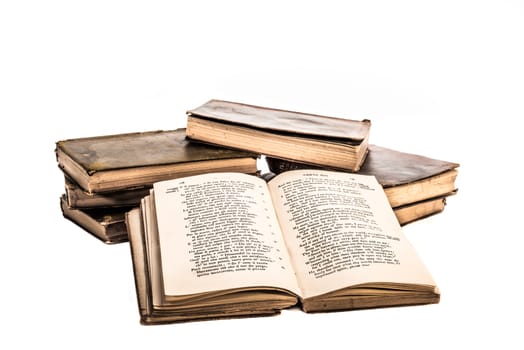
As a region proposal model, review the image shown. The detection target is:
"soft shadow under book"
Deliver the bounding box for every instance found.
[126,170,439,324]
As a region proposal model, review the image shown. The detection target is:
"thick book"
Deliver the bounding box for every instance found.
[186,100,371,172]
[266,144,459,208]
[126,171,439,325]
[60,195,131,244]
[55,129,258,194]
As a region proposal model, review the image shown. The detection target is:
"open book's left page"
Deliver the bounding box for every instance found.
[153,172,301,297]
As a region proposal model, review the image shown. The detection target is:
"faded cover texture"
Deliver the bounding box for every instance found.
[267,144,459,187]
[187,99,371,141]
[60,195,130,244]
[56,129,257,174]
[64,176,152,208]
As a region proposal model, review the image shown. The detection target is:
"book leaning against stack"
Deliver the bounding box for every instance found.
[55,128,259,243]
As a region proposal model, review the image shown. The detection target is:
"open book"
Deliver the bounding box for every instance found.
[126,170,439,324]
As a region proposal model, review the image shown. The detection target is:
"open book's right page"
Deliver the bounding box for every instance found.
[267,170,437,300]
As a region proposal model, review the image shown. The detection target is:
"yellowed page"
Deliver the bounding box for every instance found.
[141,193,166,307]
[153,172,300,296]
[268,170,436,299]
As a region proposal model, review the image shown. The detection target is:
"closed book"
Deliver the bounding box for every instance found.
[186,100,370,172]
[266,144,459,208]
[64,176,151,208]
[55,129,258,193]
[60,195,131,244]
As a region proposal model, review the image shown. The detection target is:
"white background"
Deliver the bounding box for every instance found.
[1,1,523,349]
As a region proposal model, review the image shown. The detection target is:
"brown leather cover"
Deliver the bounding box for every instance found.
[266,144,459,187]
[187,99,371,141]
[60,195,130,244]
[55,129,257,173]
[64,176,152,208]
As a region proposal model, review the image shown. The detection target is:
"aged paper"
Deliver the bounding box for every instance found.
[153,173,300,296]
[268,170,436,299]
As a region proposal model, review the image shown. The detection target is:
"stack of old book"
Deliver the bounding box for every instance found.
[56,99,459,242]
[185,99,459,226]
[55,99,460,325]
[55,129,259,243]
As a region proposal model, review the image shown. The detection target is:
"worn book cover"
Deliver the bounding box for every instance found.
[266,144,459,208]
[64,176,151,208]
[55,129,259,193]
[393,194,452,225]
[186,100,371,171]
[60,195,131,244]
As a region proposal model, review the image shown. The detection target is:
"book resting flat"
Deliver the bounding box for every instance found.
[186,100,371,172]
[126,171,439,324]
[55,129,259,193]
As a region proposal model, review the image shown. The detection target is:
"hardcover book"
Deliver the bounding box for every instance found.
[266,144,459,208]
[261,172,454,226]
[60,195,131,244]
[55,129,259,193]
[393,195,450,225]
[64,176,151,208]
[186,100,371,172]
[126,171,439,325]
